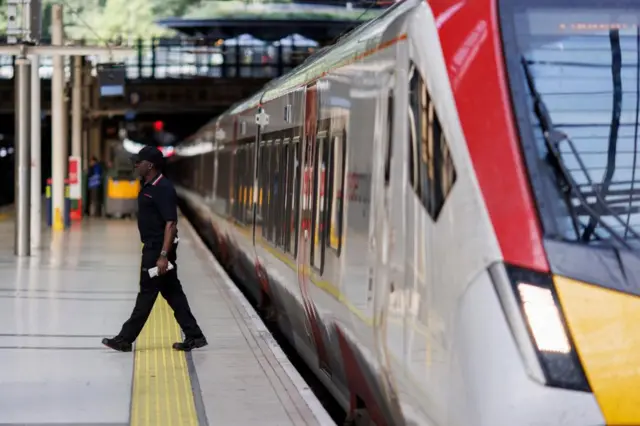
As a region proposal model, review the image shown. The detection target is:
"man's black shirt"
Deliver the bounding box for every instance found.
[137,174,178,244]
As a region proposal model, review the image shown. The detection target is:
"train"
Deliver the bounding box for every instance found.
[169,0,640,425]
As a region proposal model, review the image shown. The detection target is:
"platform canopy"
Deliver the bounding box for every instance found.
[275,33,319,47]
[156,1,383,44]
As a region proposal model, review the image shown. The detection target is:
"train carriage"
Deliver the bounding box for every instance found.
[171,0,640,425]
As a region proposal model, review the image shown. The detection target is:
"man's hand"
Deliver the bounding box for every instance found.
[156,257,169,276]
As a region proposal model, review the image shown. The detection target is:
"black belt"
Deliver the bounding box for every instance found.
[142,237,180,248]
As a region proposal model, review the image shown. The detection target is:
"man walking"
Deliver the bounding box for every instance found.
[102,145,207,352]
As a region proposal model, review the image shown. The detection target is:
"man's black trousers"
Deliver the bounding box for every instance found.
[118,242,203,343]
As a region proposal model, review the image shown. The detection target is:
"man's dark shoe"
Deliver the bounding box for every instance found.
[102,337,132,352]
[173,336,208,351]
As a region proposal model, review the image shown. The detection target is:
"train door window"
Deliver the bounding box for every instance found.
[243,143,254,224]
[282,139,292,252]
[276,139,289,249]
[260,140,268,239]
[241,146,248,223]
[258,142,266,222]
[234,147,241,221]
[311,130,329,272]
[273,138,284,247]
[244,144,253,224]
[289,137,301,256]
[268,139,279,243]
[263,138,273,243]
[262,140,273,240]
[239,146,246,223]
[217,150,231,208]
[408,61,457,220]
[233,147,243,222]
[327,130,346,253]
[204,152,214,197]
[385,93,394,185]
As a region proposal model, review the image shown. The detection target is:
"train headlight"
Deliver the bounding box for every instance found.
[517,283,571,354]
[490,263,590,392]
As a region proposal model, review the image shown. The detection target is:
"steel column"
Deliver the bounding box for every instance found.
[14,57,31,256]
[30,54,41,249]
[51,3,65,231]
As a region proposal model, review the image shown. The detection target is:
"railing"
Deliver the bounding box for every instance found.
[0,36,319,80]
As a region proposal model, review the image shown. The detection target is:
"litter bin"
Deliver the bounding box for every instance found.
[46,178,71,228]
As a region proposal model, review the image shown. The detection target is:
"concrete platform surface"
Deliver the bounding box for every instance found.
[0,213,334,426]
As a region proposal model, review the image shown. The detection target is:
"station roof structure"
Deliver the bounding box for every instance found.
[156,1,386,44]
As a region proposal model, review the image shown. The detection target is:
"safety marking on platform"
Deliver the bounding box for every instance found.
[130,297,199,426]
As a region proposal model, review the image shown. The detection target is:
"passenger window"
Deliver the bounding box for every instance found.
[289,138,301,256]
[327,131,346,253]
[408,61,457,220]
[385,93,393,185]
[311,131,329,271]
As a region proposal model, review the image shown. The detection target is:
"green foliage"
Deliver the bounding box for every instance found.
[0,0,379,41]
[184,1,380,21]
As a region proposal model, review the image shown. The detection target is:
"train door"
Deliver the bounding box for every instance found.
[367,67,410,426]
[297,83,332,374]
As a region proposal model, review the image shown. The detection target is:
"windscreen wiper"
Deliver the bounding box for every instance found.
[520,56,640,249]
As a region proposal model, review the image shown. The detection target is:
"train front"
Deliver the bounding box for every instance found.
[498,1,640,424]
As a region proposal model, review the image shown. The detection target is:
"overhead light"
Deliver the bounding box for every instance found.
[122,138,174,158]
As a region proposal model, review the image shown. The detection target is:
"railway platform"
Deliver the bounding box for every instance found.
[0,211,333,426]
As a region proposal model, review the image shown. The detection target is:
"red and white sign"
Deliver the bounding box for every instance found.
[68,157,79,185]
[68,156,82,200]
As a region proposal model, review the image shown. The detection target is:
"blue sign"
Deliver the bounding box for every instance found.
[124,110,137,121]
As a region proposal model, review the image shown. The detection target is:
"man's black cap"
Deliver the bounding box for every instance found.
[133,145,164,167]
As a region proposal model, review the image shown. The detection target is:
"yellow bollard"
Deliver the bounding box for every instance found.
[53,208,64,231]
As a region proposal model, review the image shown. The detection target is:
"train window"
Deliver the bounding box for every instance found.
[203,152,215,197]
[327,131,346,253]
[215,149,232,212]
[256,132,300,255]
[268,140,279,242]
[289,137,301,256]
[232,141,257,225]
[311,131,329,271]
[242,145,249,224]
[408,61,457,220]
[232,147,242,221]
[282,140,292,252]
[269,141,280,243]
[276,140,288,249]
[257,142,266,222]
[261,142,268,240]
[385,93,393,185]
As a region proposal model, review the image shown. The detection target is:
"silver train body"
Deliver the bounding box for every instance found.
[170,0,623,424]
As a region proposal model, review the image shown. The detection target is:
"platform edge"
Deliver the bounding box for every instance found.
[180,213,337,426]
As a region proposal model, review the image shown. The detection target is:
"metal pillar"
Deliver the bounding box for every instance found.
[30,54,41,250]
[51,4,66,231]
[14,56,31,256]
[72,56,82,158]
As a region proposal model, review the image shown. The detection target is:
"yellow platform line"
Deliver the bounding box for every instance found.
[130,297,199,426]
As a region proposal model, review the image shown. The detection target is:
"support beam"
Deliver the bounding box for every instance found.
[72,56,82,158]
[30,54,41,250]
[14,56,31,256]
[51,3,65,231]
[0,45,136,56]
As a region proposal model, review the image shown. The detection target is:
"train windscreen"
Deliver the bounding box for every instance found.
[499,0,640,250]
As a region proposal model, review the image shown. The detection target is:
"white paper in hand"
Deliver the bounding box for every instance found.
[148,262,174,278]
